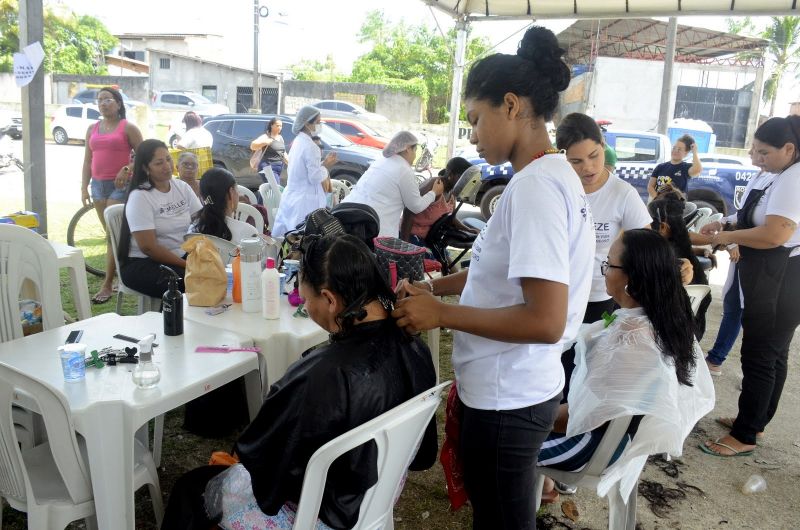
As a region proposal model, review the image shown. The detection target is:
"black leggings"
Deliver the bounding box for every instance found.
[120,257,185,299]
[161,465,227,530]
[732,253,800,445]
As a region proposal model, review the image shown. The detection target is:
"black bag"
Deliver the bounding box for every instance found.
[331,202,380,250]
[373,236,426,289]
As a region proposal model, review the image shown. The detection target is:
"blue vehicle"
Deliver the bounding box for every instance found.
[462,129,760,219]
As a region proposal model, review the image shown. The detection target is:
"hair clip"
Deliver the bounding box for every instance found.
[203,196,214,206]
[601,311,617,328]
[85,350,105,369]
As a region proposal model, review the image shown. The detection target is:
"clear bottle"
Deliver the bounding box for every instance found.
[261,257,280,319]
[59,343,87,382]
[132,334,161,389]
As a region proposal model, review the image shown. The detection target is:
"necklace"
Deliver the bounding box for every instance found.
[101,119,119,134]
[531,148,561,161]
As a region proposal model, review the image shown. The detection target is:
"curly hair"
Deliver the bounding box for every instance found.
[621,229,696,386]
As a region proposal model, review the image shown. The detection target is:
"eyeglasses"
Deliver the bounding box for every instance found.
[96,98,115,105]
[600,260,624,276]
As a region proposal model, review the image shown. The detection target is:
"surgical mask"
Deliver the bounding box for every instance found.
[309,123,321,135]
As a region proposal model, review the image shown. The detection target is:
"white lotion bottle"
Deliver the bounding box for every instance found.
[261,257,281,320]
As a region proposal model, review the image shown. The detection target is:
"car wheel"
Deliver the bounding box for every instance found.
[53,127,69,145]
[480,185,506,219]
[169,135,179,149]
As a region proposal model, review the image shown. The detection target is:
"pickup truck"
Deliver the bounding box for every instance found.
[461,129,761,219]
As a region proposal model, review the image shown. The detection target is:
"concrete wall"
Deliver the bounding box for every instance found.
[282,80,424,123]
[0,73,53,104]
[148,51,277,113]
[50,74,150,104]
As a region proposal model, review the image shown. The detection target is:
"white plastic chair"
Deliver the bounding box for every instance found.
[103,205,161,315]
[685,284,712,316]
[0,363,164,529]
[0,224,64,342]
[535,416,639,530]
[184,233,238,266]
[293,381,451,530]
[705,212,724,227]
[688,207,712,232]
[236,185,258,205]
[258,171,283,230]
[329,179,350,206]
[234,202,265,234]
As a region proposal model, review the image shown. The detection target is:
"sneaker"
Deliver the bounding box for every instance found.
[706,359,722,377]
[553,480,577,495]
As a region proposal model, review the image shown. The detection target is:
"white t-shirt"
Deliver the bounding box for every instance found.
[586,174,652,302]
[188,216,259,244]
[749,162,800,256]
[342,155,435,237]
[126,179,203,258]
[178,127,213,149]
[454,155,595,410]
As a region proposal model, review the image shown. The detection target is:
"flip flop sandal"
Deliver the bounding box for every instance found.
[698,439,754,457]
[91,292,113,304]
[714,417,764,440]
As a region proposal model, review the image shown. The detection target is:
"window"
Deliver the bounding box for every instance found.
[315,101,334,110]
[202,85,217,102]
[66,107,82,118]
[208,120,233,136]
[87,108,101,120]
[337,102,355,112]
[232,119,267,140]
[161,94,177,105]
[159,58,171,69]
[175,95,192,106]
[338,123,361,135]
[613,136,658,163]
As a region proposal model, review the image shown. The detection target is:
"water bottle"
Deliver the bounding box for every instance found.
[132,334,160,389]
[160,265,183,336]
[59,343,87,382]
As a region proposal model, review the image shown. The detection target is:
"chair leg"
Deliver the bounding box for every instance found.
[607,480,637,530]
[153,414,164,468]
[148,481,165,528]
[116,291,123,315]
[84,514,99,530]
[533,471,546,511]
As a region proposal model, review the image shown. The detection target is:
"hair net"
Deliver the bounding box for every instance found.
[382,131,418,158]
[292,106,321,134]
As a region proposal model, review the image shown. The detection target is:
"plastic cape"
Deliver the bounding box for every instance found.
[206,319,437,530]
[566,307,715,500]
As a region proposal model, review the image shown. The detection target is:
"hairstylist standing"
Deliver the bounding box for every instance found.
[271,106,337,237]
[697,115,800,457]
[81,86,143,304]
[393,27,594,529]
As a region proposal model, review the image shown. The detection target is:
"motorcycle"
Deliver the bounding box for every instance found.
[0,127,23,171]
[414,134,438,184]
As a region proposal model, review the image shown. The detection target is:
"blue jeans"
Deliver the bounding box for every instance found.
[706,264,742,366]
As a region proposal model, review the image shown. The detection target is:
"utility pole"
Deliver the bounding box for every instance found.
[657,17,678,135]
[251,0,261,113]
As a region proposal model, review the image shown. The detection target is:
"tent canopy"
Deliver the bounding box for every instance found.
[423,0,798,20]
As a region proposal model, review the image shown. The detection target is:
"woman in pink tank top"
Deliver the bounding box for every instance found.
[81,87,143,304]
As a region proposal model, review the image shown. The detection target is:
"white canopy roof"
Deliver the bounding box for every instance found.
[423,0,798,20]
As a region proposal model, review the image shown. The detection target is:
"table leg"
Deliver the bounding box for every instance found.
[78,403,136,530]
[427,328,440,383]
[66,254,92,320]
[243,368,262,420]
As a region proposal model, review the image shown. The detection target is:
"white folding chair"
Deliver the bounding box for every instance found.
[0,224,64,342]
[535,416,639,530]
[293,381,451,530]
[329,179,350,207]
[234,202,265,234]
[685,284,712,316]
[184,233,239,266]
[258,170,283,230]
[0,363,164,529]
[103,205,161,315]
[236,185,258,205]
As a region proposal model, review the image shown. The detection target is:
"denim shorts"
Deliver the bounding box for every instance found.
[90,178,127,201]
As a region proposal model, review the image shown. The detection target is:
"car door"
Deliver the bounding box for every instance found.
[229,118,268,176]
[84,107,101,137]
[63,106,85,138]
[337,122,364,145]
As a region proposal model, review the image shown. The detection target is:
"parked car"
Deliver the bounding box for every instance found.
[50,104,101,145]
[464,129,760,219]
[71,88,144,111]
[322,117,389,149]
[312,100,389,122]
[203,113,381,191]
[151,90,229,116]
[0,109,22,139]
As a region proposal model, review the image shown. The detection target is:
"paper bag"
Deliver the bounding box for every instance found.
[181,236,227,306]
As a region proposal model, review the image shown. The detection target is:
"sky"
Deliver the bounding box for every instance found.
[54,0,795,113]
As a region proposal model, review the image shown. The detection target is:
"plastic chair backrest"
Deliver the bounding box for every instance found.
[685,284,711,316]
[259,172,283,228]
[0,224,63,342]
[184,233,238,265]
[705,212,723,226]
[293,381,451,530]
[329,179,350,203]
[236,185,258,205]
[234,203,265,234]
[0,363,93,506]
[103,204,126,283]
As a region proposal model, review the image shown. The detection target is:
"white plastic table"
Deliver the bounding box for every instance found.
[183,296,329,388]
[49,241,92,320]
[0,312,262,530]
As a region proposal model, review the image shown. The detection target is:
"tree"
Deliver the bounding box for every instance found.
[0,0,117,74]
[290,54,343,82]
[350,9,491,123]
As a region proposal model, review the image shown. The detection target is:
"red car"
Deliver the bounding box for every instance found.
[322,118,389,149]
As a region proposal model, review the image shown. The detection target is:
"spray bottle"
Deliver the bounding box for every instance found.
[132,333,160,389]
[160,265,183,336]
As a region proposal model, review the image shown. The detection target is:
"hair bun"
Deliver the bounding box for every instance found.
[517,26,570,91]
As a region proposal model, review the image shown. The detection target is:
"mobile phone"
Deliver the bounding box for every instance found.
[65,330,83,344]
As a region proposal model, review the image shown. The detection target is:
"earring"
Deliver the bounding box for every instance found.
[624,284,630,295]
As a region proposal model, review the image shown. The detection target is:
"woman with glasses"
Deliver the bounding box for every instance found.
[343,130,444,237]
[117,139,202,298]
[161,234,437,529]
[537,229,713,503]
[81,86,143,304]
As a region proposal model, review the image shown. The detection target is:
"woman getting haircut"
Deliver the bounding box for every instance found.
[190,167,258,243]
